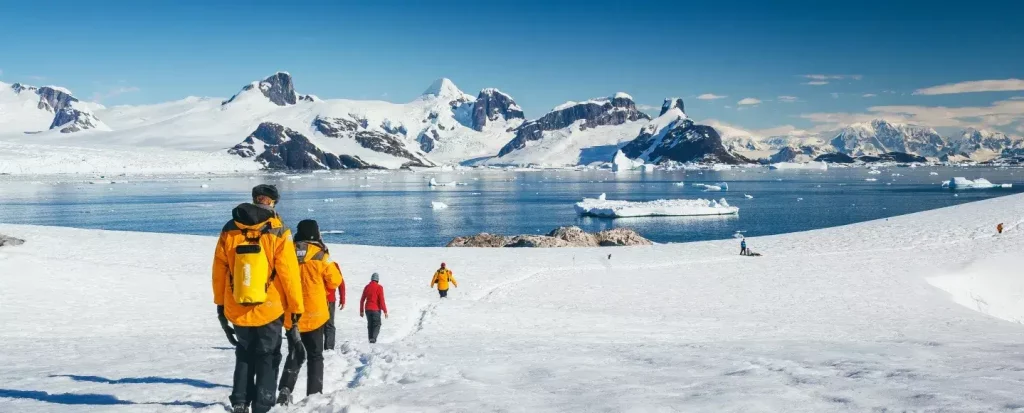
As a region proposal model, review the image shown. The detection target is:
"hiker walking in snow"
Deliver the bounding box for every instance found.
[430,262,457,298]
[997,223,1004,234]
[360,273,388,343]
[740,238,748,256]
[277,220,343,406]
[212,184,304,413]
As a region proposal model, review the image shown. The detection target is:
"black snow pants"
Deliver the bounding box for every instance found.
[438,289,448,298]
[323,301,337,350]
[366,310,382,343]
[230,317,283,413]
[279,325,326,396]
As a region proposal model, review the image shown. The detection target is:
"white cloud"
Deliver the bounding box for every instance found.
[0,69,3,76]
[91,86,140,102]
[913,79,1024,95]
[697,93,727,100]
[703,119,813,139]
[831,93,840,99]
[723,105,732,109]
[777,95,799,103]
[1008,96,1024,100]
[636,104,660,111]
[862,93,877,98]
[800,98,1024,133]
[1017,124,1024,134]
[801,74,862,86]
[737,97,761,105]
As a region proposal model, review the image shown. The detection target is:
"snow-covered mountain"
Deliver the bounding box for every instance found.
[482,93,651,166]
[829,120,946,158]
[620,100,747,165]
[0,82,108,134]
[945,128,1024,161]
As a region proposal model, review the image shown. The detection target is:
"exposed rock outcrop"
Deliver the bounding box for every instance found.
[856,152,928,163]
[497,93,651,157]
[222,72,298,106]
[0,234,25,247]
[814,153,856,163]
[471,88,525,131]
[621,108,748,165]
[446,226,651,248]
[313,116,434,167]
[229,122,373,170]
[660,98,685,116]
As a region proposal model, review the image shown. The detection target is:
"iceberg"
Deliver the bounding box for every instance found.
[574,196,739,218]
[611,150,644,172]
[429,178,458,187]
[693,182,729,192]
[943,177,1012,190]
[769,161,828,170]
[431,201,449,210]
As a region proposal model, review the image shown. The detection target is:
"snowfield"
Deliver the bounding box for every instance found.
[2,194,1024,412]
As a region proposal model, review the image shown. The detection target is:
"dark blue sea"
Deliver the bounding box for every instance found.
[1,166,1020,246]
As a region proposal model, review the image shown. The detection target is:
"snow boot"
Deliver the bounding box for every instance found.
[276,388,293,406]
[231,403,248,413]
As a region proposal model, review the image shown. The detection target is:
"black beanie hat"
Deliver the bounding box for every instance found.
[295,219,321,242]
[252,184,280,202]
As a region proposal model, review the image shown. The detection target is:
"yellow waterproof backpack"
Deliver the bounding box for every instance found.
[232,224,274,305]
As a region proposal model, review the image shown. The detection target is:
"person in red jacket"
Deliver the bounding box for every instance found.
[359,272,388,343]
[324,264,345,350]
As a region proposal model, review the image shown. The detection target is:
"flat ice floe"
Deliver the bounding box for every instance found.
[2,193,1024,412]
[769,161,828,170]
[574,194,738,217]
[942,177,1013,189]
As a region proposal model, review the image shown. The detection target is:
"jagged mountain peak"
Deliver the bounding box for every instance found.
[422,78,465,98]
[222,71,298,106]
[660,98,685,116]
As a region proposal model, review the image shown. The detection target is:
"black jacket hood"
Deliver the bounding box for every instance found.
[231,203,277,226]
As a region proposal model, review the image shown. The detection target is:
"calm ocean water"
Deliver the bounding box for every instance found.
[1,167,1021,246]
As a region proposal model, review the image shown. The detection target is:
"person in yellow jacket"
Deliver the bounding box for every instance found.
[276,219,342,406]
[430,262,457,298]
[212,184,303,413]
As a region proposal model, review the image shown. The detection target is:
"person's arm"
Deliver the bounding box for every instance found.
[449,271,457,288]
[323,253,342,291]
[379,286,388,317]
[359,286,368,317]
[430,272,438,288]
[275,230,304,315]
[338,276,346,309]
[212,232,229,306]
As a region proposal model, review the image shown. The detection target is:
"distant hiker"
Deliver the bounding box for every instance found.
[277,220,342,405]
[740,238,748,256]
[360,273,388,343]
[324,264,345,351]
[997,223,1004,234]
[430,262,458,298]
[212,184,304,413]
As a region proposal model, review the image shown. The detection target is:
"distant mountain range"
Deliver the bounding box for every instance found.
[1,72,1021,171]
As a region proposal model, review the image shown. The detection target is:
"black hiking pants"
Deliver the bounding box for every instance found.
[438,289,448,298]
[324,302,337,350]
[230,317,283,413]
[366,310,382,343]
[279,325,326,396]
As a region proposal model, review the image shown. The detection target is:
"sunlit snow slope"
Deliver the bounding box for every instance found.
[1,194,1024,412]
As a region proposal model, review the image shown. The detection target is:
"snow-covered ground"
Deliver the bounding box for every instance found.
[0,141,261,175]
[2,194,1024,412]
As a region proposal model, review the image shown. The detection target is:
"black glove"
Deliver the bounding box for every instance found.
[216,306,238,346]
[286,317,305,364]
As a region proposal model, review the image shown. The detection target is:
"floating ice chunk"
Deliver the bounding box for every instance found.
[797,198,804,201]
[769,161,828,170]
[866,178,878,182]
[598,193,607,200]
[744,194,754,199]
[429,178,458,187]
[868,170,882,175]
[323,198,335,203]
[307,208,315,212]
[674,182,686,186]
[359,184,372,188]
[942,177,1009,189]
[612,150,644,172]
[574,196,739,218]
[431,201,449,210]
[200,184,209,188]
[412,216,423,221]
[930,172,939,176]
[322,230,345,234]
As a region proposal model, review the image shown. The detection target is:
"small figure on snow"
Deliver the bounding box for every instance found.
[360,273,388,343]
[740,238,748,256]
[430,262,457,298]
[997,223,1004,234]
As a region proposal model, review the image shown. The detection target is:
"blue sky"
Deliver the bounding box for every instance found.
[2,0,1023,136]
